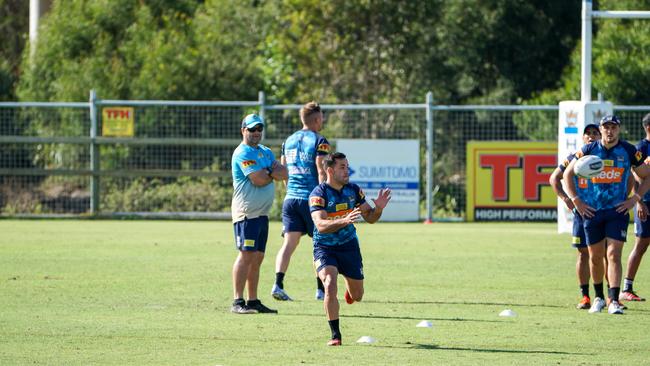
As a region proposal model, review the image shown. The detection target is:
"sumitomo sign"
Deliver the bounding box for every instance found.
[336,139,419,221]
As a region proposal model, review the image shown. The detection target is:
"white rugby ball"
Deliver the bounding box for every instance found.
[574,155,604,178]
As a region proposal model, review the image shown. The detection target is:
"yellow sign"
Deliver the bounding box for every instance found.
[466,141,557,222]
[102,107,134,137]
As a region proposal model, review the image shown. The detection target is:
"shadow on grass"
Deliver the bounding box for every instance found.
[341,314,502,322]
[378,343,585,355]
[362,300,565,309]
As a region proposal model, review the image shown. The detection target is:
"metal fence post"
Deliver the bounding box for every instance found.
[425,91,434,223]
[89,90,100,214]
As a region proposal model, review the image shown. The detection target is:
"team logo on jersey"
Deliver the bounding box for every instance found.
[602,159,614,167]
[336,203,348,211]
[591,167,624,183]
[578,177,588,189]
[358,188,365,200]
[241,160,257,168]
[317,143,331,153]
[310,196,325,207]
[636,150,643,163]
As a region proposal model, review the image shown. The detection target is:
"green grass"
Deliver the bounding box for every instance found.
[1,220,650,365]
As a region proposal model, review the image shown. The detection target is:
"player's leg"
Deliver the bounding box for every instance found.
[622,213,650,301]
[231,220,257,314]
[576,247,591,309]
[272,231,301,301]
[337,238,364,304]
[603,209,628,314]
[239,216,276,314]
[343,277,364,304]
[587,240,607,313]
[573,214,591,309]
[318,265,341,345]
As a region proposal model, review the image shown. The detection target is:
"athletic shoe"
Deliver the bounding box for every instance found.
[315,288,325,301]
[344,290,354,304]
[606,297,627,310]
[246,300,278,314]
[271,284,293,301]
[576,295,591,310]
[588,297,606,313]
[607,300,624,315]
[231,303,256,314]
[327,338,342,346]
[619,290,646,302]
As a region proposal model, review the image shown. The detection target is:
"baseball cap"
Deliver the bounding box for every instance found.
[241,114,264,129]
[599,115,620,126]
[583,123,599,134]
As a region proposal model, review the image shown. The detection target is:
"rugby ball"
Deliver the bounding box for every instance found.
[574,155,604,178]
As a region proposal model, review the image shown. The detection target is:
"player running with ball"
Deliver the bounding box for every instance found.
[309,152,391,346]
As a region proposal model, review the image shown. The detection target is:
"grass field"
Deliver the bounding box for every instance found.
[1,220,650,365]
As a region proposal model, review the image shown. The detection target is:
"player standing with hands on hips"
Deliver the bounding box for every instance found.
[230,114,287,314]
[309,152,392,345]
[564,115,650,315]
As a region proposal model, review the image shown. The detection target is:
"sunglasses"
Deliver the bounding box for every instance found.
[246,125,263,132]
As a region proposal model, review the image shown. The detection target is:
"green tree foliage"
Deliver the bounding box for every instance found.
[0,0,29,101]
[521,0,650,138]
[263,0,580,104]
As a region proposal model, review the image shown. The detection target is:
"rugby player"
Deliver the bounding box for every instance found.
[309,152,391,346]
[564,115,650,314]
[549,124,601,309]
[272,101,331,301]
[621,113,650,302]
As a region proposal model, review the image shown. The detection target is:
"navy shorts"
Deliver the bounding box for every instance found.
[571,211,587,249]
[313,238,364,280]
[282,198,314,236]
[634,201,650,238]
[584,208,629,245]
[233,216,269,252]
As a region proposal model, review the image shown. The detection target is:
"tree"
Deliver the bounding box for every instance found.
[0,0,29,101]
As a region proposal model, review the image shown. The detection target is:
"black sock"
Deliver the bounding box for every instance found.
[594,283,605,299]
[328,319,341,340]
[233,298,245,306]
[246,299,260,306]
[580,284,590,297]
[608,287,620,303]
[317,277,324,291]
[275,272,285,289]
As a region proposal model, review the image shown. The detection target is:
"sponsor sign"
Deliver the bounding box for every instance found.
[466,141,557,222]
[336,139,420,221]
[102,107,134,137]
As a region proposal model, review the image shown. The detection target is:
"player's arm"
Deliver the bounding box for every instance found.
[316,155,327,184]
[311,208,361,234]
[269,159,288,181]
[359,188,392,224]
[563,158,596,218]
[616,148,650,213]
[549,166,574,210]
[248,168,274,187]
[632,169,648,221]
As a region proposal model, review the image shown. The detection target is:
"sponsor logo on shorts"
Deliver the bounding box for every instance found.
[314,259,321,268]
[592,167,624,183]
[244,239,255,247]
[310,196,325,207]
[572,236,581,244]
[241,160,257,168]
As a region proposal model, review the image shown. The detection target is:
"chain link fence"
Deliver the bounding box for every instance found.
[1,93,649,220]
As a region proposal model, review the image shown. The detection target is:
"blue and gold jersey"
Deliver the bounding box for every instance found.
[637,139,650,201]
[283,130,330,200]
[559,153,592,199]
[576,140,645,210]
[309,183,366,246]
[231,143,276,223]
